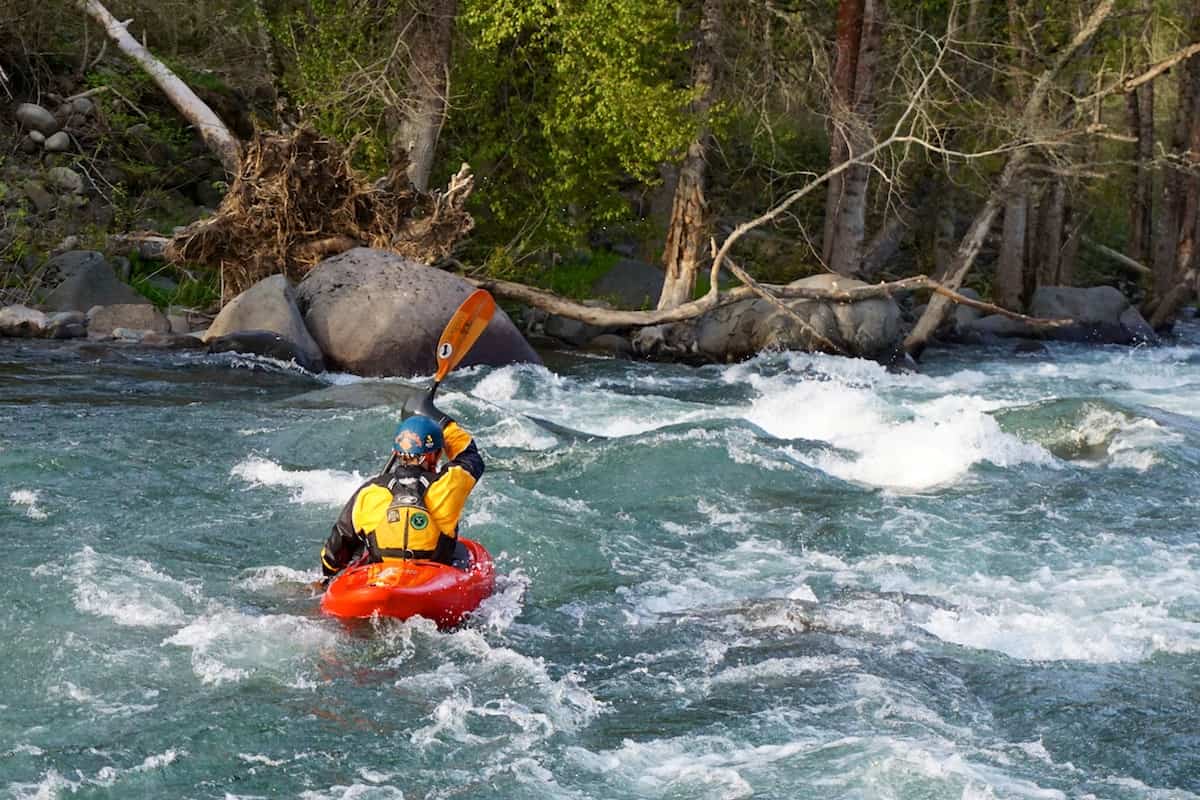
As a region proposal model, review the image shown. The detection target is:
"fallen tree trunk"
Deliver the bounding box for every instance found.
[466,271,1072,330]
[77,0,240,175]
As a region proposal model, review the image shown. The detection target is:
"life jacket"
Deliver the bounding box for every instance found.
[355,465,448,561]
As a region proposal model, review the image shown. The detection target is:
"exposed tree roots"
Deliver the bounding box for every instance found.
[166,128,474,302]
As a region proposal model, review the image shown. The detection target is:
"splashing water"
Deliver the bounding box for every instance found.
[3,330,1200,798]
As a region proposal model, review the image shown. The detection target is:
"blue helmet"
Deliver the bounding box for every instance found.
[393,415,444,456]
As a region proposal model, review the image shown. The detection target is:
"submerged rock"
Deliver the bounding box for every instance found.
[207,330,324,370]
[296,248,541,377]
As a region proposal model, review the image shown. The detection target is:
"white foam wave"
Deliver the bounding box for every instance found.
[298,784,404,800]
[392,628,603,749]
[473,567,530,632]
[231,457,363,506]
[710,656,859,686]
[237,565,320,592]
[472,363,722,439]
[49,681,158,716]
[9,489,47,520]
[164,608,338,685]
[7,750,185,797]
[1053,406,1176,471]
[483,417,558,451]
[748,375,1054,491]
[893,551,1200,662]
[569,734,809,799]
[35,546,200,628]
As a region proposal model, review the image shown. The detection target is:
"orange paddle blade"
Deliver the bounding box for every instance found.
[434,290,496,382]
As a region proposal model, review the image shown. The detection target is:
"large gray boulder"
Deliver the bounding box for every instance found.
[43,251,148,312]
[1028,286,1155,344]
[86,304,170,337]
[635,274,901,363]
[203,275,325,372]
[296,248,541,377]
[701,274,901,361]
[591,258,665,309]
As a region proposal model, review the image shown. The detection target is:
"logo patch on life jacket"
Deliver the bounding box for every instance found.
[410,512,429,530]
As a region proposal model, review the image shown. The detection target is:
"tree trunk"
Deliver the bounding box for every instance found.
[1128,81,1155,266]
[659,0,723,309]
[77,0,240,175]
[994,183,1027,309]
[1058,203,1084,286]
[822,0,866,265]
[396,0,457,193]
[933,189,957,279]
[1037,178,1066,286]
[1149,7,1200,326]
[828,0,886,277]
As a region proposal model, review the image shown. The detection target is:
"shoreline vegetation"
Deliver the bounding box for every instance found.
[2,0,1198,374]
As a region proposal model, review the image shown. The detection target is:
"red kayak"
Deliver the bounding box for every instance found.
[320,538,495,628]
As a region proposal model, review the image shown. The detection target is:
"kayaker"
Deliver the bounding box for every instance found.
[319,399,484,579]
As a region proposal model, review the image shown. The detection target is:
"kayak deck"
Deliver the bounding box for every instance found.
[320,538,495,628]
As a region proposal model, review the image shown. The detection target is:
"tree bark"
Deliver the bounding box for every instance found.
[1128,81,1155,266]
[1037,178,1066,286]
[828,0,886,277]
[77,0,240,175]
[822,0,866,264]
[994,184,1028,309]
[396,0,457,193]
[659,0,723,309]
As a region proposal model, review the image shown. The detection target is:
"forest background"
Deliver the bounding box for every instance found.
[3,0,1200,349]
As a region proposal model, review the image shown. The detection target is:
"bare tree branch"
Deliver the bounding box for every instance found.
[76,0,241,175]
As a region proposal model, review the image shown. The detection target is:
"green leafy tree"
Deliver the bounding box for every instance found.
[446,0,697,267]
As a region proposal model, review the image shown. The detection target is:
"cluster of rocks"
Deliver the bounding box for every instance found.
[15,99,93,157]
[205,248,540,375]
[0,248,541,377]
[0,250,208,347]
[936,286,1157,347]
[0,245,1163,373]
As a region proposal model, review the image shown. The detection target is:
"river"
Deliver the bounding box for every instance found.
[2,326,1199,799]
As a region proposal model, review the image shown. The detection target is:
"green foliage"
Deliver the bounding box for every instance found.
[446,0,697,259]
[540,251,621,299]
[273,0,402,173]
[85,65,192,151]
[128,255,219,311]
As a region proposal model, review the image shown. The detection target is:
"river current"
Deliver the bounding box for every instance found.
[2,324,1199,799]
